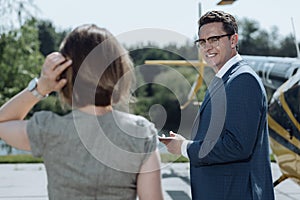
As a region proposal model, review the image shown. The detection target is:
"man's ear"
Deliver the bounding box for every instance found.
[231,33,238,49]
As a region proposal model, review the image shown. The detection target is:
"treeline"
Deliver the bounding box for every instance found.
[0,1,299,145]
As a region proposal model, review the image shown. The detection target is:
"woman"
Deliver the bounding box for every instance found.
[0,24,163,200]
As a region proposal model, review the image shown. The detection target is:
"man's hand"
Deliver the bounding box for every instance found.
[158,131,186,155]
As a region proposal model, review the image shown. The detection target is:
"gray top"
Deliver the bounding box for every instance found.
[27,109,158,200]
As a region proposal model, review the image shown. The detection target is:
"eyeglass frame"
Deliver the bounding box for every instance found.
[194,33,234,49]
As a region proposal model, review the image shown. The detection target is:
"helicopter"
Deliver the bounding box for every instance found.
[266,60,300,187]
[240,55,300,187]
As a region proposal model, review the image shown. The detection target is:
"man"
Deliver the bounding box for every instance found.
[160,10,275,199]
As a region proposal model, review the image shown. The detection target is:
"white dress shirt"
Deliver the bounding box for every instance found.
[181,54,243,158]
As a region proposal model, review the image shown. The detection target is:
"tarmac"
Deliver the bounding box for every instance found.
[0,161,299,200]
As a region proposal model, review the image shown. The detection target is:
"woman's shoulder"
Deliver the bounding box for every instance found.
[29,110,74,129]
[31,110,68,120]
[110,110,157,137]
[112,110,152,126]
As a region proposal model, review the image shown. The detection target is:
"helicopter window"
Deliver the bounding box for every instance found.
[269,84,300,141]
[269,100,292,130]
[284,84,300,122]
[292,68,299,76]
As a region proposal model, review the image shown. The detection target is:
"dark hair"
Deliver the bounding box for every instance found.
[198,10,238,35]
[59,24,134,107]
[198,10,238,50]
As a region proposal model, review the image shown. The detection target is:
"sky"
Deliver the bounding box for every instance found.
[33,0,300,47]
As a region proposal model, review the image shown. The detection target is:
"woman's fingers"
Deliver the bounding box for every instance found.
[38,52,72,94]
[55,79,68,91]
[45,52,66,70]
[54,60,72,76]
[42,52,72,81]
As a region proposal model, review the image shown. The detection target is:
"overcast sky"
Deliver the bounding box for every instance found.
[34,0,300,47]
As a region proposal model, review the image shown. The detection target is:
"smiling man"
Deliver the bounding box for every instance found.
[160,10,275,200]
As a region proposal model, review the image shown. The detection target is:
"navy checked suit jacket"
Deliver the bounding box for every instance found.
[187,60,275,200]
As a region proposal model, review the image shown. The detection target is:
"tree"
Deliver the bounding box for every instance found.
[237,17,299,57]
[37,20,68,56]
[0,18,45,154]
[129,45,204,134]
[0,0,38,33]
[164,41,198,60]
[0,18,44,106]
[278,34,297,57]
[238,18,262,55]
[130,47,182,96]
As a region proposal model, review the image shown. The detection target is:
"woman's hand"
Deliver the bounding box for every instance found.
[0,52,72,150]
[37,52,72,96]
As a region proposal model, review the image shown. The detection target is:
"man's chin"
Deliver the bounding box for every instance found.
[205,61,218,71]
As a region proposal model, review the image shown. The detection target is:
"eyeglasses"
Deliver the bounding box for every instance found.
[194,33,233,49]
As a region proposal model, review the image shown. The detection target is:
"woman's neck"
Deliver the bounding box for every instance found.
[78,105,113,116]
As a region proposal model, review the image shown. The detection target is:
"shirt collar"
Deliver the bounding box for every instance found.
[215,54,243,78]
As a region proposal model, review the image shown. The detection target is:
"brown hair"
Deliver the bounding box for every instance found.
[198,10,238,35]
[198,10,238,50]
[59,24,134,108]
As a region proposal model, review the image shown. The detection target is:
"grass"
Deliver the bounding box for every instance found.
[0,153,275,164]
[0,154,188,164]
[270,153,276,163]
[0,154,43,163]
[160,153,189,163]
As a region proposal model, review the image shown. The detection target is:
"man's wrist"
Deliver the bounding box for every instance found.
[181,140,192,158]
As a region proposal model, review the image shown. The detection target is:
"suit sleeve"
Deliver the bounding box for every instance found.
[187,73,265,166]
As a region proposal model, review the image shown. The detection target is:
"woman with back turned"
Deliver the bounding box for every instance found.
[0,24,163,200]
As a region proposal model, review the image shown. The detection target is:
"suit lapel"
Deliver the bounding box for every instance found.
[191,60,247,138]
[199,76,223,113]
[199,60,246,114]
